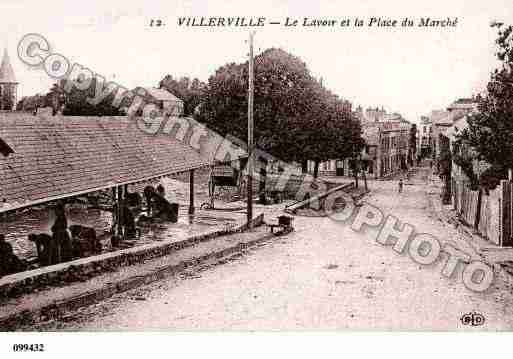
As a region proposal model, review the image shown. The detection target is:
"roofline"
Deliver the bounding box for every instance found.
[133,87,185,103]
[0,163,208,214]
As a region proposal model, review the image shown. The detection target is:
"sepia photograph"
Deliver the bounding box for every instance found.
[1,0,513,356]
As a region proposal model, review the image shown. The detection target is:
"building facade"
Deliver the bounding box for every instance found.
[431,98,479,170]
[309,108,411,179]
[376,119,410,178]
[417,115,432,159]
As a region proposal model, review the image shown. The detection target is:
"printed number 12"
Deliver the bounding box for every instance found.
[150,19,163,27]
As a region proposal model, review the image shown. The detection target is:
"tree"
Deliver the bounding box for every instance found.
[301,82,364,178]
[451,138,479,189]
[16,94,46,113]
[196,48,364,203]
[458,22,513,188]
[159,75,206,116]
[61,77,122,116]
[196,48,363,174]
[439,134,452,204]
[15,98,23,111]
[20,78,123,116]
[408,123,417,165]
[45,82,66,114]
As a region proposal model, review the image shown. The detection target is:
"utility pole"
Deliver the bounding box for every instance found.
[247,32,255,229]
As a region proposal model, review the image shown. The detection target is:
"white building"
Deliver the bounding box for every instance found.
[131,87,184,116]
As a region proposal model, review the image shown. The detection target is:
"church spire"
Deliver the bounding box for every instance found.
[0,49,17,84]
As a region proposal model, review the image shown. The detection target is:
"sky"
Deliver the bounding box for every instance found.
[1,0,512,123]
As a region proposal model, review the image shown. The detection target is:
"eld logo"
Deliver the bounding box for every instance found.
[460,312,485,326]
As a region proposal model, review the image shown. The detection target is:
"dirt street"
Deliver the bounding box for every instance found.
[37,167,513,330]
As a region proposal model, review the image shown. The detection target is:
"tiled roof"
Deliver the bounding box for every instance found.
[383,113,402,121]
[0,115,209,212]
[0,49,16,83]
[447,102,478,111]
[142,87,183,103]
[429,110,449,122]
[182,116,248,164]
[434,110,467,127]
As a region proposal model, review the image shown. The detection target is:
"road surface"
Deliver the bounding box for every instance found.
[37,166,513,330]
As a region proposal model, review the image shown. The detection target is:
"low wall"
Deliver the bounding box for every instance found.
[0,216,273,330]
[0,214,264,300]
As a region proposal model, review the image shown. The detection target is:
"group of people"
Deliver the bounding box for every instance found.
[142,184,178,222]
[2,183,180,276]
[112,184,178,245]
[1,203,103,277]
[28,203,76,267]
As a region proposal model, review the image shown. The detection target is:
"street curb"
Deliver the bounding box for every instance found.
[0,224,279,331]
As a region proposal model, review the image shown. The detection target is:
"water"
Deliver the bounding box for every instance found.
[0,206,112,260]
[0,176,236,261]
[135,208,238,246]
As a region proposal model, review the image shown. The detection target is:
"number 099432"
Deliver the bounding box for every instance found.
[12,344,45,352]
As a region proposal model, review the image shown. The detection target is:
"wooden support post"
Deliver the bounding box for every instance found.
[117,185,123,239]
[247,32,255,229]
[259,157,268,204]
[189,170,195,215]
[501,180,512,247]
[112,187,117,236]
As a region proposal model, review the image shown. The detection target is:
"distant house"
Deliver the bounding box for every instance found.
[360,123,380,177]
[431,98,479,166]
[417,116,432,158]
[446,98,479,113]
[131,87,184,116]
[309,109,411,179]
[377,118,411,177]
[446,112,490,184]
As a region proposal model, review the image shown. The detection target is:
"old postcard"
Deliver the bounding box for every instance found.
[1,0,513,353]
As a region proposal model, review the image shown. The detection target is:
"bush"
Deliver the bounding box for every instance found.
[479,165,507,193]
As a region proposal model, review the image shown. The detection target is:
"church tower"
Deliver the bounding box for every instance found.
[0,49,18,111]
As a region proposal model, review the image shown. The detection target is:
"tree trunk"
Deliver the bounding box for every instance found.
[353,162,359,189]
[301,160,308,174]
[258,157,268,205]
[362,163,368,192]
[313,160,320,179]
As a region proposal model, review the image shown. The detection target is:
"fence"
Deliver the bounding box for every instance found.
[452,180,512,247]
